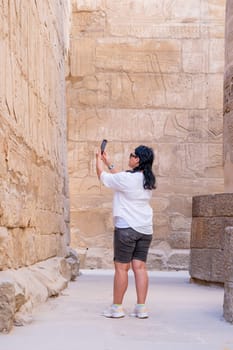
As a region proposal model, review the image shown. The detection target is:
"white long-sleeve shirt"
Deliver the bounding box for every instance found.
[100,171,153,235]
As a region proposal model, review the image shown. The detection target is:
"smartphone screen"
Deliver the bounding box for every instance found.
[101,139,108,154]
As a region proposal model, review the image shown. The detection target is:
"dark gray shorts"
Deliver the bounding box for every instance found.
[114,227,152,263]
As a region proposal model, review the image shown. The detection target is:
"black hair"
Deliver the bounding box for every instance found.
[131,145,156,190]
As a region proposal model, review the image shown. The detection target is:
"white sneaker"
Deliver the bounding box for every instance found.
[131,304,149,319]
[103,304,125,318]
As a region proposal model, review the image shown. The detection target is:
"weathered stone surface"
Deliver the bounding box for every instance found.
[168,231,191,249]
[224,226,233,322]
[73,0,105,11]
[0,280,15,333]
[65,247,80,280]
[224,227,233,283]
[190,193,233,284]
[182,39,209,73]
[0,0,71,272]
[0,256,79,331]
[223,1,233,319]
[167,250,190,271]
[95,39,182,73]
[80,247,113,269]
[223,282,233,323]
[147,249,168,270]
[70,72,208,109]
[223,0,233,192]
[191,217,233,249]
[224,112,233,192]
[71,10,106,38]
[192,193,233,217]
[70,38,95,76]
[29,259,68,297]
[189,248,224,283]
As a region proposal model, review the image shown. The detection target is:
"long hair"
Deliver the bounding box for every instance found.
[132,145,156,190]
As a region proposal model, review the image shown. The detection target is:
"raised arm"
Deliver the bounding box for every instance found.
[95,150,118,179]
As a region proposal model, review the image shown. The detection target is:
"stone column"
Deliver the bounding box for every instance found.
[223,0,233,323]
[223,0,233,192]
[223,227,233,323]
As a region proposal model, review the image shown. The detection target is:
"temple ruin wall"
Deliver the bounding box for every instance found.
[67,0,225,269]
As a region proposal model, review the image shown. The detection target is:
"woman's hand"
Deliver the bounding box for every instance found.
[101,151,110,166]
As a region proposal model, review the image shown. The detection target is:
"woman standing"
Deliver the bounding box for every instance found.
[96,145,156,318]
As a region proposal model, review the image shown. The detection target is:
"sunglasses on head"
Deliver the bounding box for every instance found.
[130,153,138,158]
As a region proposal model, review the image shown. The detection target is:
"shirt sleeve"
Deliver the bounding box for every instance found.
[100,171,128,191]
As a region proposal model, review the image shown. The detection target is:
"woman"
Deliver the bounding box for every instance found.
[96,144,156,318]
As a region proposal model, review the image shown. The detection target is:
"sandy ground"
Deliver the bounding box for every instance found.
[1,270,233,350]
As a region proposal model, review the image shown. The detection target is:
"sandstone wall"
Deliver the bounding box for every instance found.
[0,0,71,270]
[67,0,225,269]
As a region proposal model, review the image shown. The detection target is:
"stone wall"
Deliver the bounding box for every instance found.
[67,0,225,269]
[0,0,71,269]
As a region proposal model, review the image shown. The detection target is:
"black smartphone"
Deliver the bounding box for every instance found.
[101,139,108,154]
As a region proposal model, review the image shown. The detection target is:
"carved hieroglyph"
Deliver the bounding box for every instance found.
[67,0,225,269]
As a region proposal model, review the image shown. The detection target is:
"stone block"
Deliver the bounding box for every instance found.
[67,108,213,146]
[64,247,80,280]
[182,39,209,73]
[73,0,104,11]
[201,0,225,22]
[208,109,223,141]
[70,38,95,77]
[167,249,190,270]
[191,217,233,249]
[209,39,224,73]
[192,193,233,217]
[72,11,106,37]
[95,38,181,73]
[9,228,38,268]
[83,247,113,269]
[0,280,15,333]
[224,113,233,192]
[147,248,167,270]
[167,231,190,249]
[224,227,233,282]
[189,248,224,283]
[208,74,224,109]
[205,143,223,178]
[111,19,200,39]
[200,23,225,39]
[29,259,68,297]
[158,143,209,177]
[74,72,207,109]
[0,227,13,270]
